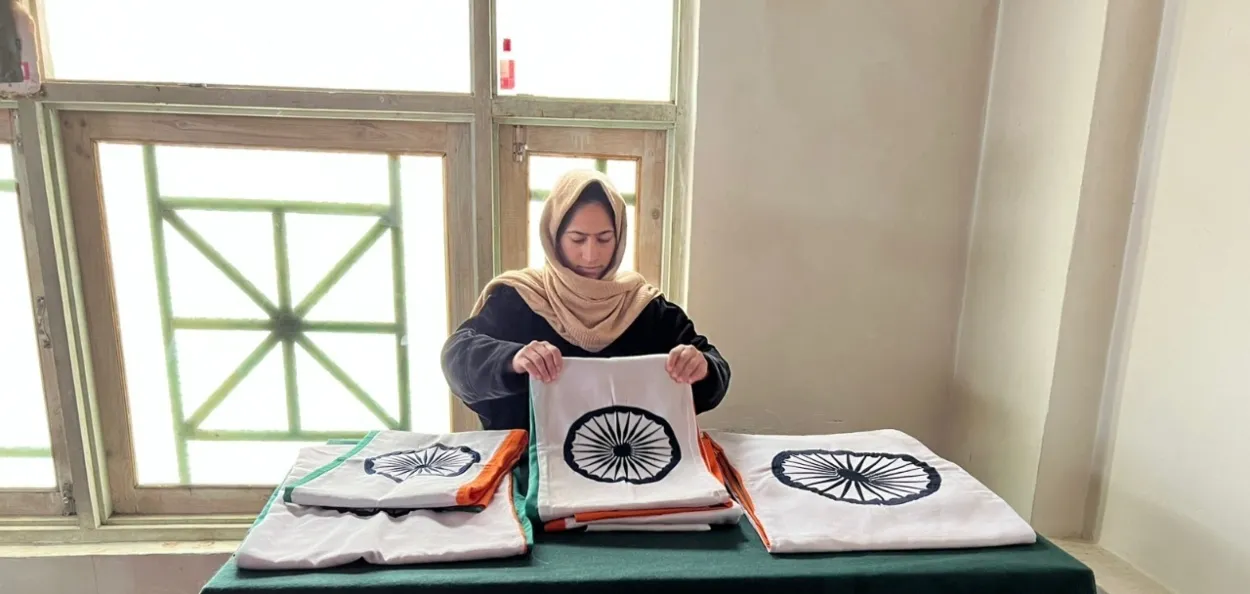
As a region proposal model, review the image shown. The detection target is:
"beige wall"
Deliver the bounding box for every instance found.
[949,0,1110,515]
[949,0,1161,538]
[1097,0,1250,591]
[1033,0,1161,537]
[689,0,998,448]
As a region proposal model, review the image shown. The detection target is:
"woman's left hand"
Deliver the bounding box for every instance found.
[666,345,708,384]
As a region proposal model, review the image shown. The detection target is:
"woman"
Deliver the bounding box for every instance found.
[441,169,730,431]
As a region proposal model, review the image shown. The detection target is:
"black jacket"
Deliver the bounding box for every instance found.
[440,285,731,430]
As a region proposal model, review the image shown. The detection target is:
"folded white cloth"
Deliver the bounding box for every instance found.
[236,445,531,570]
[282,429,527,511]
[706,429,1037,553]
[527,355,732,523]
[545,500,744,532]
[585,524,711,532]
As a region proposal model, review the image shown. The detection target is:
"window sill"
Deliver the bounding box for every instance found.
[0,539,237,558]
[0,518,250,546]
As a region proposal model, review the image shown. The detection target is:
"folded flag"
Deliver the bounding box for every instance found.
[705,429,1037,553]
[282,429,527,512]
[236,445,532,570]
[527,355,734,532]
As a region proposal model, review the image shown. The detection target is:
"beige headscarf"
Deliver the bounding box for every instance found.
[471,169,662,352]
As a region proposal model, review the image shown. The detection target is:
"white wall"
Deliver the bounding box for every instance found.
[949,0,1161,538]
[689,0,998,448]
[1097,0,1250,591]
[950,0,1109,515]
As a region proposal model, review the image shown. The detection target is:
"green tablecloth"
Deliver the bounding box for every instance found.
[201,523,1094,593]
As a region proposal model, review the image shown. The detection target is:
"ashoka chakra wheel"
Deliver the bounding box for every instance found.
[771,449,940,506]
[563,405,681,485]
[364,443,481,482]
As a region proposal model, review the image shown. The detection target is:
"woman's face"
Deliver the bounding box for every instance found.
[558,202,616,278]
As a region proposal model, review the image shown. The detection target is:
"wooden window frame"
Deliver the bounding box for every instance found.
[0,109,76,517]
[60,112,474,516]
[0,0,697,543]
[498,125,668,284]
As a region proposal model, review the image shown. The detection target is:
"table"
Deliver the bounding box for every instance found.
[201,522,1095,593]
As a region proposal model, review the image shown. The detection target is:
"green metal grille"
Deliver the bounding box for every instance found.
[142,146,411,483]
[0,446,50,458]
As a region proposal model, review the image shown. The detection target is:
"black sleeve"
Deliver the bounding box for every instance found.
[651,298,731,414]
[440,287,530,405]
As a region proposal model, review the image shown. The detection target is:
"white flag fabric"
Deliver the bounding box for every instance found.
[526,355,732,527]
[706,429,1037,554]
[282,429,527,511]
[236,445,531,570]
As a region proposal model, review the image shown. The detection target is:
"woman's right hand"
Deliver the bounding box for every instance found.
[511,340,563,383]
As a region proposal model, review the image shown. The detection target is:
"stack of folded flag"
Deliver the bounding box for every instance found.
[234,429,531,570]
[704,429,1037,553]
[526,354,743,532]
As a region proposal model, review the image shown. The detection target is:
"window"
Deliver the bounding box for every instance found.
[44,0,678,100]
[0,111,71,517]
[62,113,473,514]
[41,0,471,92]
[495,0,675,101]
[499,125,667,283]
[0,137,53,491]
[3,0,688,539]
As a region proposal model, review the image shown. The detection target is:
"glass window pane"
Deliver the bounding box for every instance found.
[496,0,674,101]
[156,146,392,204]
[0,458,55,489]
[528,156,637,273]
[98,144,450,486]
[43,0,470,93]
[0,143,55,489]
[188,441,322,486]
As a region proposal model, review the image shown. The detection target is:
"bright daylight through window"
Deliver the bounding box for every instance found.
[98,145,450,486]
[1,0,681,530]
[0,143,55,490]
[495,0,674,100]
[42,0,674,101]
[41,0,471,92]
